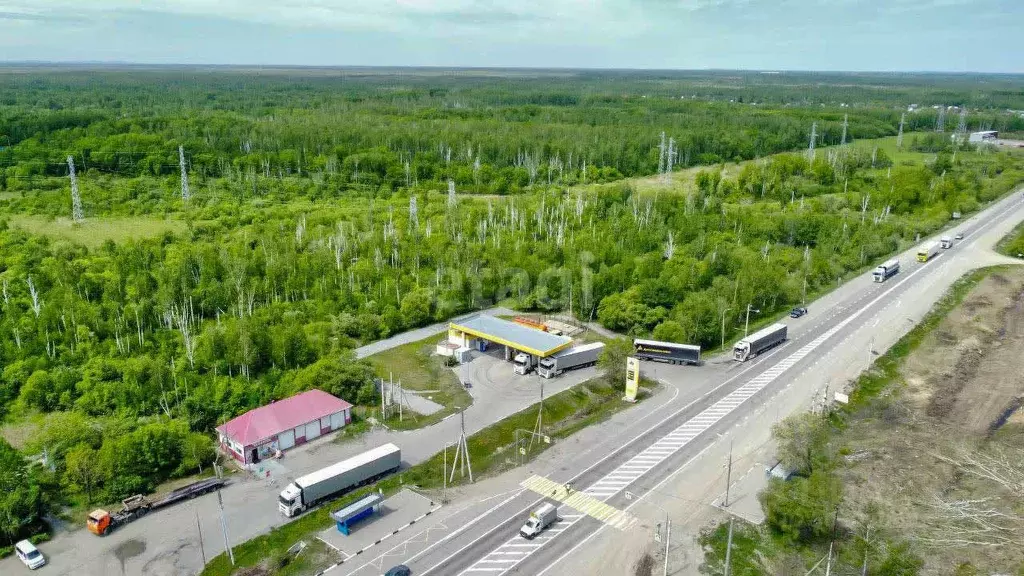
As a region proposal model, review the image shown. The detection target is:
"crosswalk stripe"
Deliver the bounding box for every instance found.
[520,474,638,531]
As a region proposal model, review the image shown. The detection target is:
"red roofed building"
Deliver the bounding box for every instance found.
[216,389,353,465]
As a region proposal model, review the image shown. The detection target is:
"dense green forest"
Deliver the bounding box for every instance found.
[1,68,1023,549]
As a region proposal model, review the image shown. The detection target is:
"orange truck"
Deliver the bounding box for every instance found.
[87,478,226,535]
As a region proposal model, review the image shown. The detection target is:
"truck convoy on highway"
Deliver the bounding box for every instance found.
[872,258,900,283]
[537,342,605,378]
[733,323,788,362]
[87,477,226,535]
[279,443,401,517]
[917,241,939,262]
[520,503,558,539]
[633,339,701,365]
[940,236,953,249]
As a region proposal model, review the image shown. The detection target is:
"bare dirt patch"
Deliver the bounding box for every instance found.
[841,267,1024,574]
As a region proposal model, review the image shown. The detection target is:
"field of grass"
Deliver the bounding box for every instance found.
[846,266,1002,409]
[5,214,186,248]
[199,377,649,576]
[364,334,472,430]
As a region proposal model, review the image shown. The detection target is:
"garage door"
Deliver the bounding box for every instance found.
[305,421,322,441]
[330,411,345,429]
[278,429,295,450]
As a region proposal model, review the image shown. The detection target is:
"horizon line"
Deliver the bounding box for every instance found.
[0,61,1022,76]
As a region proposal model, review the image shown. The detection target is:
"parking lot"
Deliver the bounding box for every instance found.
[456,346,599,423]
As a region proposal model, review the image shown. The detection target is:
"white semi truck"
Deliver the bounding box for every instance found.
[733,323,788,362]
[278,443,401,517]
[940,236,953,249]
[520,503,558,539]
[537,342,605,378]
[513,352,536,375]
[872,258,900,283]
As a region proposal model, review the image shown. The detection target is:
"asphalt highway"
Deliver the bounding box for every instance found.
[396,190,1024,576]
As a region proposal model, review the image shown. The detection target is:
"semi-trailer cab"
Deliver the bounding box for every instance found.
[917,241,940,262]
[513,352,535,375]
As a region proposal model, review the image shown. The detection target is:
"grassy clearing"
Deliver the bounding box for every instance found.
[364,334,472,430]
[6,214,186,248]
[995,219,1024,257]
[845,266,1004,410]
[199,377,649,576]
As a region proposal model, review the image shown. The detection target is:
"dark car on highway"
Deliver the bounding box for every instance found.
[789,307,808,318]
[385,566,412,576]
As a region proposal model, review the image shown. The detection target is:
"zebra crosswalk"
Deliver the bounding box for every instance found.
[520,474,638,530]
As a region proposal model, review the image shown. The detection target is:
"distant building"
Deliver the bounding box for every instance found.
[969,130,998,143]
[217,389,353,465]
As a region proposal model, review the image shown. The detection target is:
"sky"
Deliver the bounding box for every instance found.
[0,0,1021,72]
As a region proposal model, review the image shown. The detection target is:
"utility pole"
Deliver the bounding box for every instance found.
[449,409,473,484]
[720,307,732,351]
[530,378,544,450]
[442,442,450,503]
[216,490,234,566]
[724,441,734,508]
[195,508,207,567]
[744,304,759,338]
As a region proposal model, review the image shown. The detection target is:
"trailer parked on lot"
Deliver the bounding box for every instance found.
[633,339,701,365]
[538,342,605,378]
[733,323,788,362]
[88,477,226,535]
[278,443,401,517]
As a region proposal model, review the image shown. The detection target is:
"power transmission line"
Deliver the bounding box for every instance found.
[67,155,83,223]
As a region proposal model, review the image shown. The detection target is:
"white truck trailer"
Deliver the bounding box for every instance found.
[520,503,558,539]
[537,342,605,378]
[278,443,401,517]
[917,241,939,262]
[872,258,900,283]
[733,323,788,362]
[633,339,701,365]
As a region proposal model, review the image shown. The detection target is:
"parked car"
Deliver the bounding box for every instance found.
[789,307,808,318]
[15,540,46,570]
[384,566,412,576]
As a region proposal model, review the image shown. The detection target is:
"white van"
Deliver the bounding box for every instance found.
[15,539,46,570]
